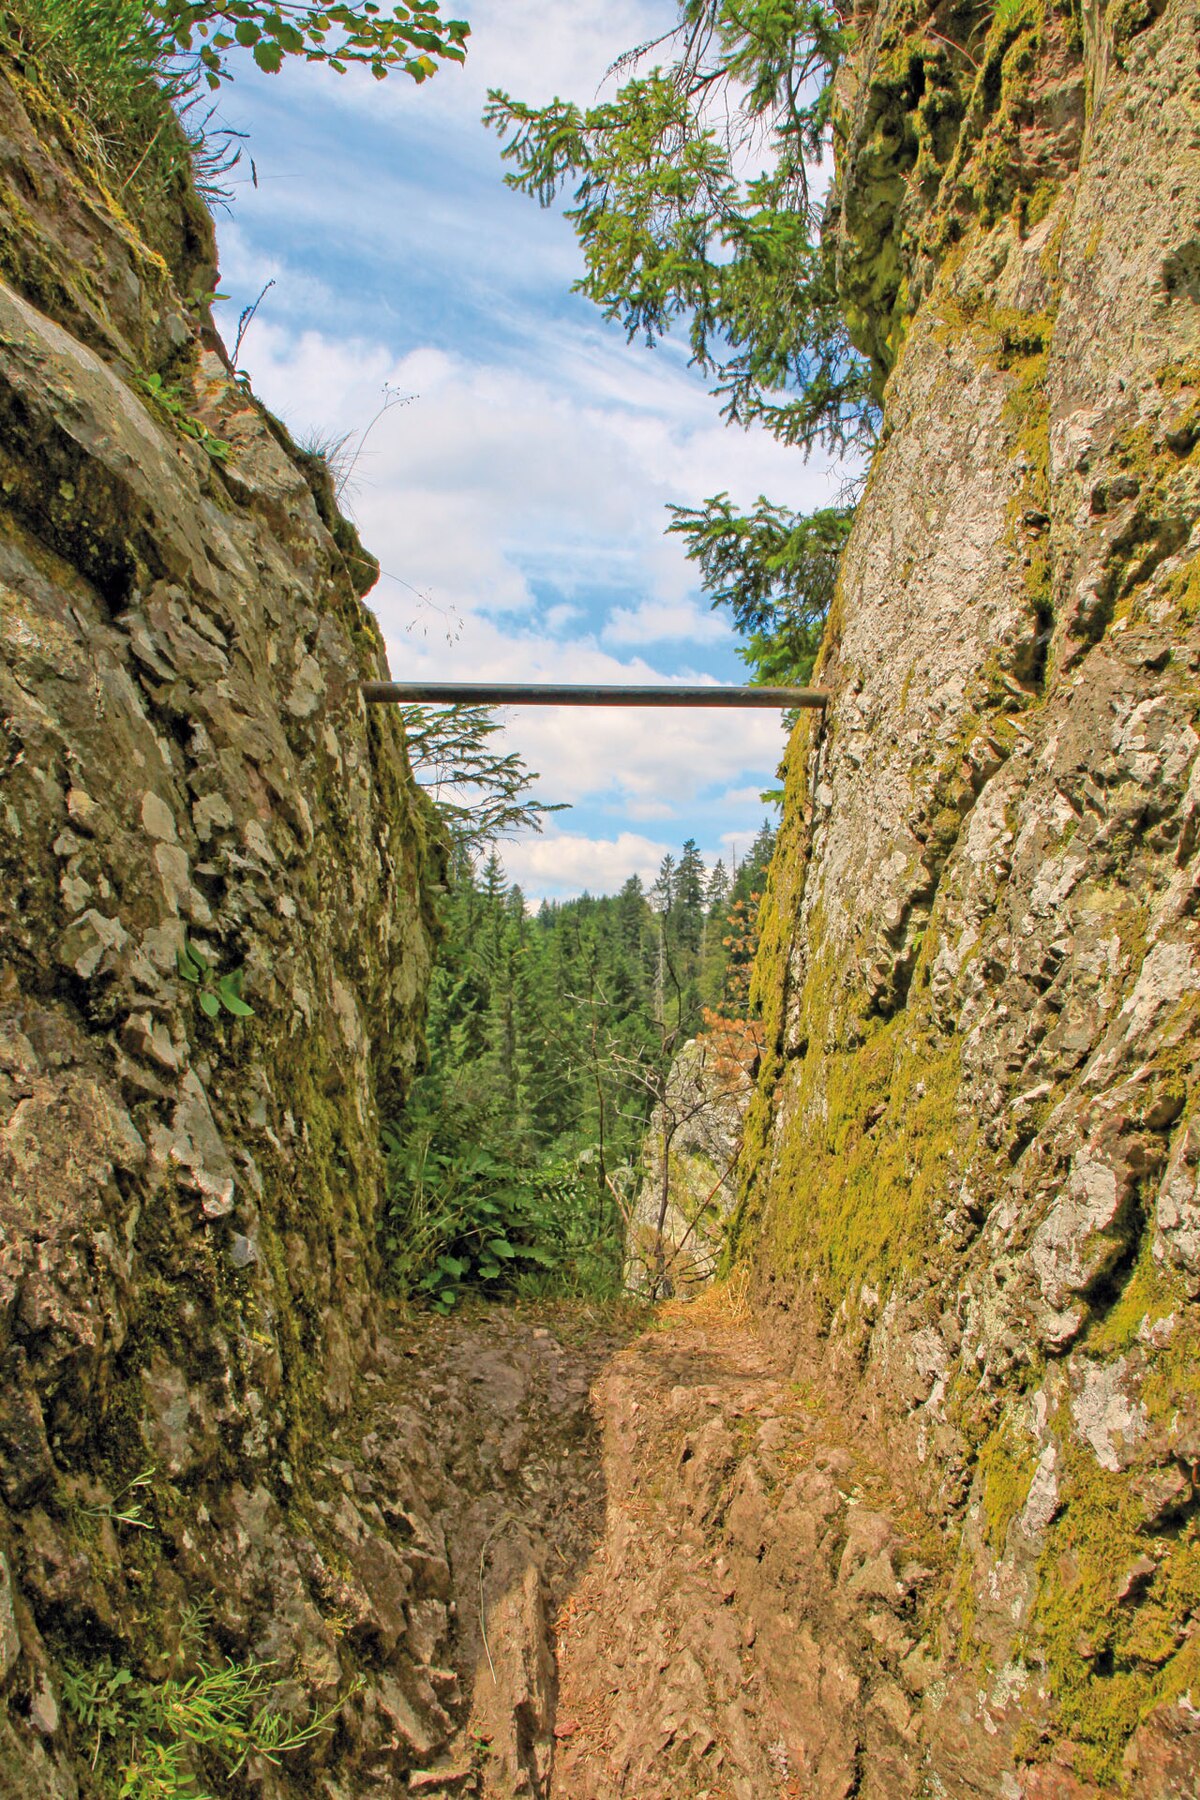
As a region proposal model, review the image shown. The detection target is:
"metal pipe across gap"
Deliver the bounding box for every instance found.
[362,681,827,709]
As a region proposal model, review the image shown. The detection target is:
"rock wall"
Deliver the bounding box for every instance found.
[0,38,450,1796]
[627,1032,756,1296]
[736,0,1200,1790]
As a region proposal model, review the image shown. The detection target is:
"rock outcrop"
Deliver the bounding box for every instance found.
[627,1029,757,1297]
[0,34,455,1796]
[735,0,1200,1790]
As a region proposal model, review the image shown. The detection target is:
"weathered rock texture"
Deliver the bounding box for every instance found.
[0,37,460,1796]
[627,1032,756,1297]
[734,0,1200,1791]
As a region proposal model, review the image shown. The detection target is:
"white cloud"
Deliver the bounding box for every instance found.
[603,596,727,646]
[213,0,842,897]
[228,316,795,829]
[309,0,678,127]
[498,828,672,901]
[385,619,786,810]
[543,601,582,634]
[233,320,816,647]
[624,797,679,821]
[718,784,773,807]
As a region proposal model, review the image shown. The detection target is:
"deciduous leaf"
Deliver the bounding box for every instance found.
[217,974,254,1018]
[177,940,208,981]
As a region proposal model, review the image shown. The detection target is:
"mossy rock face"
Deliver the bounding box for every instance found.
[0,41,448,1796]
[738,0,1200,1789]
[0,28,208,374]
[829,0,1085,387]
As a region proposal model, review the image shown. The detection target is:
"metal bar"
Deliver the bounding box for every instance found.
[362,680,827,708]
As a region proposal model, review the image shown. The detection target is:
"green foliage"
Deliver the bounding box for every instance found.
[668,494,852,684]
[176,937,254,1019]
[62,1651,353,1799]
[485,1,873,458]
[142,374,232,462]
[6,0,188,196]
[400,704,567,853]
[7,0,468,244]
[382,829,777,1306]
[8,0,159,110]
[77,1466,157,1532]
[486,2,867,699]
[150,0,469,90]
[382,1121,620,1309]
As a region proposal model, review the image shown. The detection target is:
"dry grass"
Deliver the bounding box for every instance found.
[659,1262,753,1331]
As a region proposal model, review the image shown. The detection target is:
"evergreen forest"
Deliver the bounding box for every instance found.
[381,824,776,1309]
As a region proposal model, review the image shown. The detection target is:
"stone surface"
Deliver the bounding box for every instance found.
[1,0,1197,1793]
[736,0,1200,1790]
[627,1030,757,1295]
[0,40,441,1799]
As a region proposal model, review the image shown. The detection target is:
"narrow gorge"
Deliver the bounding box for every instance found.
[1,0,1198,1796]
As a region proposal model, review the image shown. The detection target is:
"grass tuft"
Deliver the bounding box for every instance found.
[8,1,171,153]
[3,0,235,242]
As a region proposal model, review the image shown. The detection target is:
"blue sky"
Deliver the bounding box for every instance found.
[209,0,846,899]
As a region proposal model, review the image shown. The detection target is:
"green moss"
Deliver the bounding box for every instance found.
[1030,1407,1200,1783]
[1167,558,1200,624]
[1070,391,1200,644]
[978,1421,1039,1552]
[3,3,209,280]
[834,0,1083,390]
[952,1551,982,1664]
[1020,179,1058,234]
[732,616,1033,1303]
[1108,0,1169,59]
[1085,1234,1188,1360]
[1015,1289,1200,1779]
[755,990,967,1314]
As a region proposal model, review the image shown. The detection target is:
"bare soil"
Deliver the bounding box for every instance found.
[356,1289,908,1800]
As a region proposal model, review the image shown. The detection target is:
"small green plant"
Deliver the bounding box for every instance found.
[6,0,470,241]
[142,374,232,463]
[176,938,254,1020]
[185,284,229,315]
[6,1,170,135]
[381,1122,621,1310]
[81,1467,157,1532]
[62,1652,356,1798]
[63,1660,135,1774]
[993,0,1032,31]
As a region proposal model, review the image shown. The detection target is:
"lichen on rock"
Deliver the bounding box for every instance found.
[0,33,458,1795]
[734,0,1200,1789]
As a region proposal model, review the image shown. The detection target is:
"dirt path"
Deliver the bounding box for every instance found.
[548,1304,802,1800]
[343,1292,929,1800]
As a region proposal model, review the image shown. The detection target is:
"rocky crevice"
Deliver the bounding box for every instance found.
[1,2,1199,1795]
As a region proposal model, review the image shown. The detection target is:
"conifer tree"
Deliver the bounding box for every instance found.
[485,1,871,685]
[674,839,706,954]
[387,831,778,1304]
[705,860,730,917]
